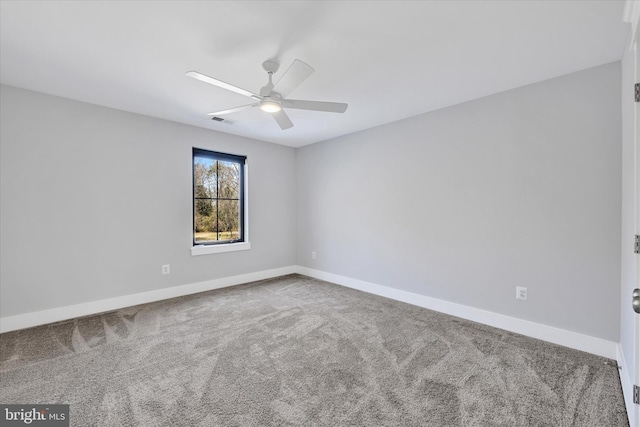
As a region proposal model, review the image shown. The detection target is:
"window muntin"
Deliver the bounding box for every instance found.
[193,148,245,246]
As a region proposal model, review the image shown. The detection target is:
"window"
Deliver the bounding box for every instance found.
[192,148,249,255]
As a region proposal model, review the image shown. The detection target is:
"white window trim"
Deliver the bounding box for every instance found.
[191,154,250,257]
[191,241,251,256]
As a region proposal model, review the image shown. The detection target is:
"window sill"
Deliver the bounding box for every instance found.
[191,242,251,256]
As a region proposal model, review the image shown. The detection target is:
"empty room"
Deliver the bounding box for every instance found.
[1,1,639,426]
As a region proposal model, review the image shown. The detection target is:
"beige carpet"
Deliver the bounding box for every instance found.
[0,274,629,426]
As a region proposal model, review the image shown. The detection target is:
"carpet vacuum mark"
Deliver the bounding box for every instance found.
[0,274,629,426]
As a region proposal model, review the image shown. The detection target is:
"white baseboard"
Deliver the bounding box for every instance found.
[0,266,297,333]
[296,266,619,360]
[617,344,637,427]
[0,265,620,362]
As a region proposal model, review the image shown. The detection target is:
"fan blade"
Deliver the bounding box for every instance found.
[273,60,314,98]
[272,110,294,130]
[206,104,258,116]
[186,71,261,100]
[282,99,348,113]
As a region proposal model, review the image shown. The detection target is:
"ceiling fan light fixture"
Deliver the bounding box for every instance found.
[187,59,347,130]
[259,100,281,113]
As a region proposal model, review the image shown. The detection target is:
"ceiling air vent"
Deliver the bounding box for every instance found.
[210,116,236,125]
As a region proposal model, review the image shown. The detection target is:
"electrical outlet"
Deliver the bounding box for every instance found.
[516,286,527,300]
[162,264,170,275]
[311,251,316,260]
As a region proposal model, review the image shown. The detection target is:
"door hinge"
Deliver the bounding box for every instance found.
[634,384,640,405]
[636,83,640,102]
[635,235,640,254]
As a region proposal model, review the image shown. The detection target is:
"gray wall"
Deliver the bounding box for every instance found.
[297,63,622,341]
[0,85,296,317]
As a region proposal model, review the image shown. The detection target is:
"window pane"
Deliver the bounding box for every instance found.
[194,157,218,198]
[217,161,240,199]
[217,199,240,241]
[194,199,217,243]
[193,148,245,247]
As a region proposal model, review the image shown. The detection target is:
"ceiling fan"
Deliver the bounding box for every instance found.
[186,59,348,130]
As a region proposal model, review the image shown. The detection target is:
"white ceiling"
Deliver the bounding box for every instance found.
[0,1,629,148]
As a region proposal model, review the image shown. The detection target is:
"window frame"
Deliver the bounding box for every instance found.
[191,147,250,256]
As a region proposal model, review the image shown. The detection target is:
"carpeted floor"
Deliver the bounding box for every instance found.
[0,274,629,426]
